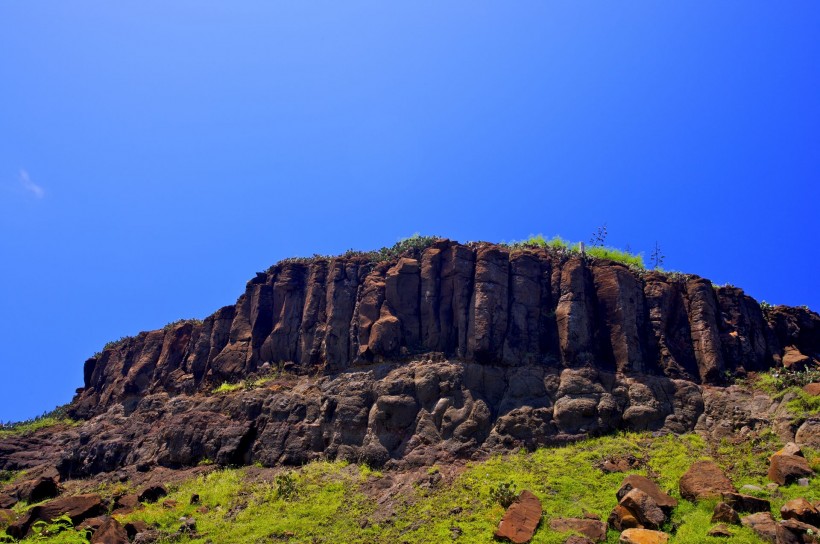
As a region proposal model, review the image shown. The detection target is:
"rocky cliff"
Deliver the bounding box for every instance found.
[3,239,819,478]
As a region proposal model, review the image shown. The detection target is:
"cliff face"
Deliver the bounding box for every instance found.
[4,240,818,478]
[75,240,816,417]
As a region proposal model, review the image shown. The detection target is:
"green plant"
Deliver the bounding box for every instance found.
[0,405,77,439]
[275,472,298,501]
[163,318,204,331]
[650,241,665,269]
[212,382,244,395]
[488,481,517,508]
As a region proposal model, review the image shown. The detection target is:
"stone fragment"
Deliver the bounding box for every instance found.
[13,476,61,504]
[616,475,678,513]
[565,537,595,544]
[494,490,542,544]
[777,518,820,544]
[618,528,669,544]
[608,504,640,531]
[549,517,606,542]
[711,502,740,525]
[769,454,813,485]
[781,497,820,526]
[721,492,770,513]
[90,517,129,544]
[138,484,168,503]
[679,460,736,501]
[783,346,811,371]
[619,488,666,530]
[0,493,16,509]
[803,383,820,396]
[6,493,106,539]
[125,520,150,539]
[0,508,15,529]
[740,512,778,543]
[707,523,732,537]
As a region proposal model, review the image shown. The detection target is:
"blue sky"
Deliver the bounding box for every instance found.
[1,2,818,421]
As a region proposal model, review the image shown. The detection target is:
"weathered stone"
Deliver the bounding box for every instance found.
[0,508,15,529]
[495,490,542,543]
[125,520,151,539]
[619,488,666,530]
[549,517,606,542]
[608,504,640,531]
[711,502,740,524]
[138,484,168,503]
[90,517,129,544]
[616,475,678,513]
[6,493,105,539]
[777,518,820,544]
[721,492,770,513]
[707,523,733,537]
[781,497,820,526]
[0,493,16,509]
[804,383,820,396]
[565,537,595,544]
[619,528,669,544]
[740,512,778,543]
[13,476,61,504]
[679,460,736,501]
[769,454,813,485]
[783,346,811,371]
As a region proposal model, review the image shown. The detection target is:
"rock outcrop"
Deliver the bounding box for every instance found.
[1,239,819,477]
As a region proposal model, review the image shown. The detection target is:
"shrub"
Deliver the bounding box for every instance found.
[488,481,517,508]
[586,246,645,269]
[275,472,298,501]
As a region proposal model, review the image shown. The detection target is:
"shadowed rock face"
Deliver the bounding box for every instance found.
[4,239,818,477]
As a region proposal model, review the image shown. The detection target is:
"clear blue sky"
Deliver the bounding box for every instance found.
[1,2,818,422]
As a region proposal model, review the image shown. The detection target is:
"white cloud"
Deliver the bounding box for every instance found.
[19,169,45,198]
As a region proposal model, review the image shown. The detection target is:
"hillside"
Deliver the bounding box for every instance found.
[1,237,819,543]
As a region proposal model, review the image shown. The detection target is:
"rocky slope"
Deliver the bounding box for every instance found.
[2,239,819,479]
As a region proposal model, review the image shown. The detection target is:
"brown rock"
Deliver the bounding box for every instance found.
[619,528,669,544]
[721,492,771,513]
[616,475,678,513]
[619,488,666,530]
[769,454,813,485]
[608,504,641,531]
[13,476,61,504]
[0,493,16,509]
[77,515,107,533]
[777,518,820,544]
[162,499,178,509]
[707,523,732,537]
[6,493,106,539]
[90,517,129,544]
[495,490,543,544]
[741,512,778,543]
[679,460,735,501]
[549,517,606,542]
[804,383,820,396]
[565,537,595,544]
[711,502,740,524]
[138,484,168,503]
[783,346,811,371]
[781,497,820,526]
[125,520,150,539]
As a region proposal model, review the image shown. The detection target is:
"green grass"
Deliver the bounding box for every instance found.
[751,369,820,424]
[211,382,244,394]
[510,234,646,269]
[0,404,77,439]
[10,431,820,544]
[586,246,645,269]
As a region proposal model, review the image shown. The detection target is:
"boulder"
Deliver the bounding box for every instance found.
[769,454,813,486]
[618,528,669,544]
[549,517,606,542]
[494,490,542,544]
[608,504,640,531]
[679,460,736,501]
[112,493,140,514]
[616,475,677,513]
[783,346,811,371]
[721,492,770,513]
[13,476,61,504]
[803,383,820,396]
[6,493,106,539]
[776,443,804,458]
[711,502,740,525]
[124,520,151,539]
[619,488,666,530]
[740,512,778,543]
[0,493,16,509]
[707,523,733,537]
[777,518,820,544]
[781,497,820,526]
[138,484,168,503]
[90,517,129,544]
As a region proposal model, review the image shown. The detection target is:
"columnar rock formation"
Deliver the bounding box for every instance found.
[74,240,816,418]
[2,239,818,477]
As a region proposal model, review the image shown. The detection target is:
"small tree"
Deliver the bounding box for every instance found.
[589,224,608,247]
[650,241,665,269]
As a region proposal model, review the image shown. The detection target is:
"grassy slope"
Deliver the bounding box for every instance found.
[10,431,820,544]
